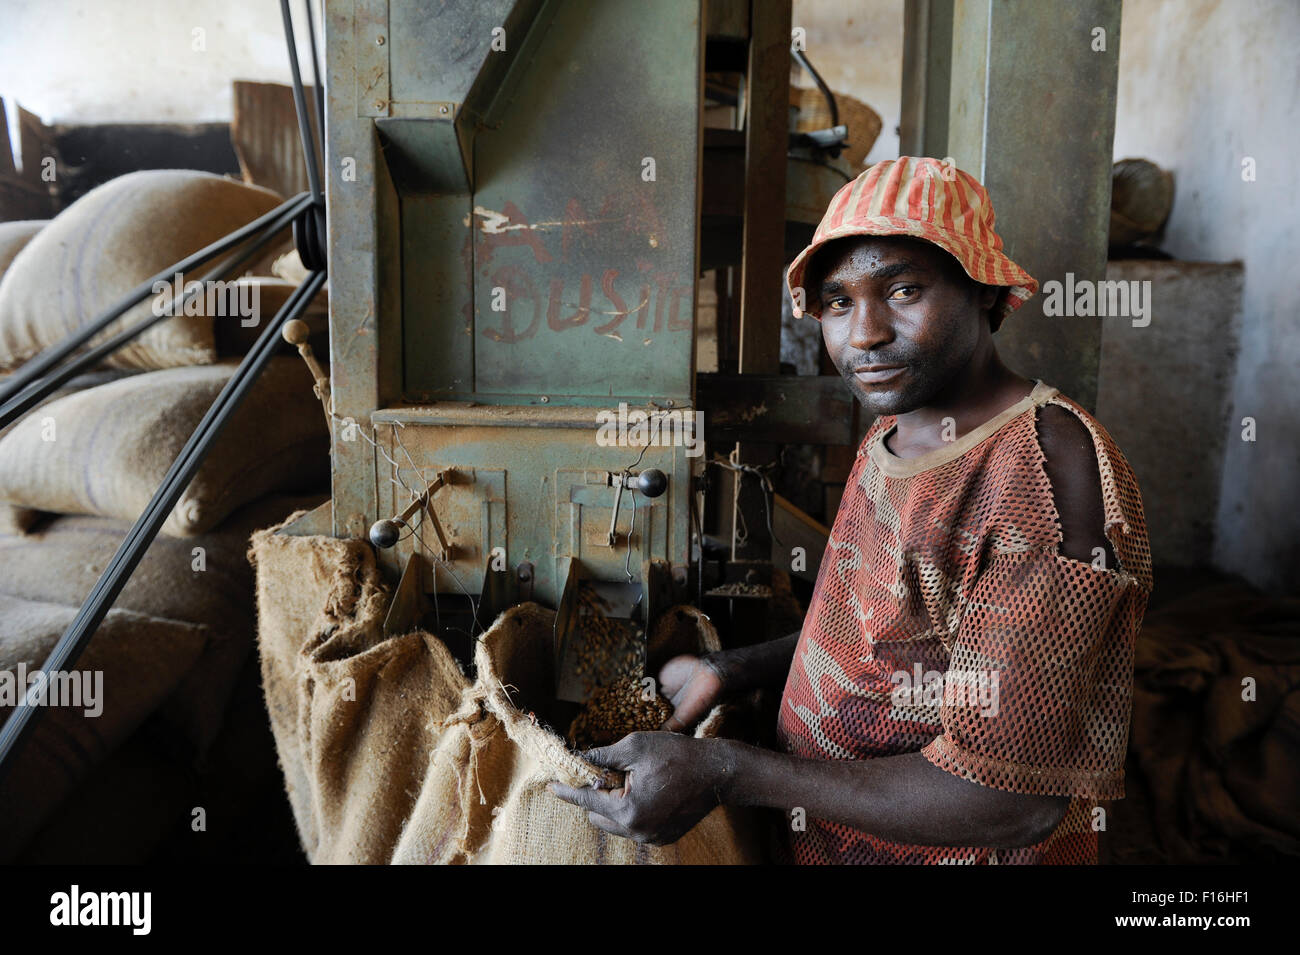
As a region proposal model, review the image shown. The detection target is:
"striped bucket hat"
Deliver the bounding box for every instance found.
[786,156,1037,331]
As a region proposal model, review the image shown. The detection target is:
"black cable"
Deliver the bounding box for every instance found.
[0,195,309,429]
[792,47,839,128]
[303,0,326,168]
[0,271,327,785]
[0,192,311,413]
[280,0,323,205]
[790,154,853,184]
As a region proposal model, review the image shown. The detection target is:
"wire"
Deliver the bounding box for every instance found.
[280,0,323,204]
[386,419,484,640]
[624,487,638,587]
[0,271,326,783]
[0,193,312,423]
[707,450,785,550]
[791,47,839,128]
[791,154,853,183]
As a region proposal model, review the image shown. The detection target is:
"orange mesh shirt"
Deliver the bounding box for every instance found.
[776,381,1152,864]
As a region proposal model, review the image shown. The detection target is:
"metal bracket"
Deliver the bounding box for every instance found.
[355,0,391,117]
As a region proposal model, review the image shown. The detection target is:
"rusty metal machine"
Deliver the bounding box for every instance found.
[268,0,858,688]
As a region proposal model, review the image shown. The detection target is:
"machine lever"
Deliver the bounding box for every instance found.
[370,470,454,560]
[606,468,667,546]
[282,318,331,425]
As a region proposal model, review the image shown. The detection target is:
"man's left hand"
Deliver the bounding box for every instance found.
[548,732,730,846]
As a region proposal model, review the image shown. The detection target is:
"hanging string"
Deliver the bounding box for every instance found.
[706,447,785,549]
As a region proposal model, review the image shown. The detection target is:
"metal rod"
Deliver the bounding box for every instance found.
[281,0,323,205]
[792,48,839,128]
[0,192,311,410]
[0,271,328,784]
[0,195,309,430]
[304,0,326,155]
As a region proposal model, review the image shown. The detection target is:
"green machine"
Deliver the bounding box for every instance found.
[324,0,701,666]
[295,0,851,679]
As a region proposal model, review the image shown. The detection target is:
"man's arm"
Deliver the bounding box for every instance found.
[552,733,1068,848]
[1036,403,1118,567]
[659,631,799,731]
[703,631,800,692]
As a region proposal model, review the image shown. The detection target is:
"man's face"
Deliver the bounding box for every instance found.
[814,235,995,415]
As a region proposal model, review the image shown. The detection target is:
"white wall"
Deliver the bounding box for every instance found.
[0,0,905,162]
[1112,0,1300,592]
[791,0,904,167]
[0,0,316,130]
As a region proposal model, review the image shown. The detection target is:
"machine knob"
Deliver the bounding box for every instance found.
[369,519,402,549]
[635,468,668,498]
[281,318,312,345]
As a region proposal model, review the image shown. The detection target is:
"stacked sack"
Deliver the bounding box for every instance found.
[0,170,333,859]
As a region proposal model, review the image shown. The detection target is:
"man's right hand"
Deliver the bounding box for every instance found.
[657,654,725,732]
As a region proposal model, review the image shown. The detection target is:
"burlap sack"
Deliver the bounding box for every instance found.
[248,521,468,864]
[0,220,44,281]
[249,515,761,864]
[391,603,760,865]
[271,249,309,285]
[0,170,282,371]
[0,504,38,535]
[0,493,326,755]
[0,356,329,536]
[211,276,329,357]
[0,366,140,536]
[0,593,208,860]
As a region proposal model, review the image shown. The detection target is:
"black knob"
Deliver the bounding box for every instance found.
[369,519,401,548]
[635,468,668,498]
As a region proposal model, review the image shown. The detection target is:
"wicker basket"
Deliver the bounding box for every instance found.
[1110,158,1174,245]
[790,85,882,170]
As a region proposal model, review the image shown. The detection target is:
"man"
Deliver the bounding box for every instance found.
[551,156,1152,864]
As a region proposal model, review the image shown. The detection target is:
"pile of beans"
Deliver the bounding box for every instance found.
[567,676,674,750]
[571,585,643,697]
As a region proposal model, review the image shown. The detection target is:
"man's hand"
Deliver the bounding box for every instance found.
[548,732,728,846]
[657,654,724,731]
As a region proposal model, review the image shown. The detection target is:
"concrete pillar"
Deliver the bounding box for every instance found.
[911,0,1122,410]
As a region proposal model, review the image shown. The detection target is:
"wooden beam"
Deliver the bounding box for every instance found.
[697,373,854,445]
[737,0,791,376]
[731,0,792,562]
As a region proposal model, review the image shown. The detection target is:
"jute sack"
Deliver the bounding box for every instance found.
[0,170,282,371]
[391,603,761,865]
[0,220,44,281]
[0,356,329,536]
[250,514,761,864]
[0,593,208,860]
[0,367,140,537]
[248,520,469,864]
[0,493,326,755]
[0,506,36,535]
